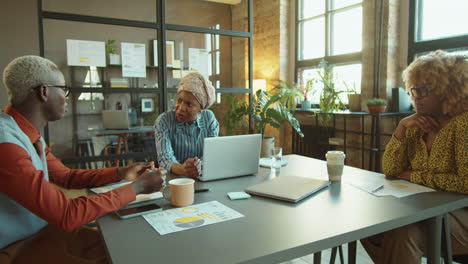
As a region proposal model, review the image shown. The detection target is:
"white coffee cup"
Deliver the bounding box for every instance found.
[326,151,346,181]
[161,178,195,207]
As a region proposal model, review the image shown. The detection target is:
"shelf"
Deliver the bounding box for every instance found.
[76,113,101,116]
[70,87,161,93]
[105,64,182,70]
[317,141,383,152]
[296,109,413,116]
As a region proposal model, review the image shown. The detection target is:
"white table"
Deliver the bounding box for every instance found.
[96,155,468,264]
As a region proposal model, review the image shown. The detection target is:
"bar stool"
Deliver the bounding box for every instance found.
[75,138,96,169]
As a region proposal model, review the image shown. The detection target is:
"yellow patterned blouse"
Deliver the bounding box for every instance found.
[382,112,468,194]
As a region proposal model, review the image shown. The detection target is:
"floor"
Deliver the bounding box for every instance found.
[280,241,456,264]
[281,242,374,264]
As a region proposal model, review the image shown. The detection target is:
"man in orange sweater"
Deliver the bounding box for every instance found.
[0,55,164,263]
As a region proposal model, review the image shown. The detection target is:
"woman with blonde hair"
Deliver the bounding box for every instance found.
[361,50,468,263]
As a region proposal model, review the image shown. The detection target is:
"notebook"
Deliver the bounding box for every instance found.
[198,134,262,182]
[102,110,130,129]
[245,176,330,203]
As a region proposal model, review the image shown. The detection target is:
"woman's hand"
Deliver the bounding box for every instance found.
[118,162,155,181]
[394,114,439,139]
[172,157,200,178]
[397,170,412,181]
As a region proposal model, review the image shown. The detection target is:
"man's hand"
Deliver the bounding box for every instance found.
[131,169,164,195]
[397,170,412,181]
[118,162,155,181]
[394,114,439,139]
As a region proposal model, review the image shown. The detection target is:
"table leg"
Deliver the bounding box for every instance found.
[427,215,443,264]
[313,251,321,264]
[442,214,453,264]
[330,247,337,264]
[348,241,356,264]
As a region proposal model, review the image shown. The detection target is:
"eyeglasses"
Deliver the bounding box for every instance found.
[42,84,71,97]
[409,87,431,97]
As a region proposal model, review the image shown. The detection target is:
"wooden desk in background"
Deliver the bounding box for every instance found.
[88,126,154,167]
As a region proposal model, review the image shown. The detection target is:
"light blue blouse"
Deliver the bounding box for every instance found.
[154,110,219,172]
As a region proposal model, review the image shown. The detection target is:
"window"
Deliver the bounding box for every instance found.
[296,0,362,105]
[409,0,468,61]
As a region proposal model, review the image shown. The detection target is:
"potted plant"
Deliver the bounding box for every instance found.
[345,82,361,112]
[317,60,345,122]
[251,90,304,157]
[106,40,120,65]
[222,90,304,157]
[367,98,387,113]
[299,78,317,110]
[223,95,249,135]
[271,80,303,111]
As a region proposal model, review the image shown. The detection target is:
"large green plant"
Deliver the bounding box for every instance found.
[221,90,304,137]
[271,80,303,111]
[251,90,304,137]
[317,60,345,121]
[224,95,249,135]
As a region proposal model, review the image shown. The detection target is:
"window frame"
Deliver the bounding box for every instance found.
[408,0,468,62]
[295,0,363,105]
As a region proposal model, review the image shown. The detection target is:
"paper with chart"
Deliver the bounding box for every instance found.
[90,181,162,205]
[343,168,435,198]
[188,48,209,77]
[143,201,244,235]
[121,42,146,77]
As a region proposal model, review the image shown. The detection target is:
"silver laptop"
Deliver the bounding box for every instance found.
[198,134,262,182]
[245,176,330,203]
[102,110,130,129]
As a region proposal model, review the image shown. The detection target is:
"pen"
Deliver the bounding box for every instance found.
[371,185,384,193]
[195,188,210,193]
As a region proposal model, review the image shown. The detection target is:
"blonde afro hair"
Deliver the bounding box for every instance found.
[402,50,468,117]
[3,55,62,106]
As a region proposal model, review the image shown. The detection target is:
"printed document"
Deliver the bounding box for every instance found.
[143,201,244,235]
[90,181,162,205]
[343,167,435,198]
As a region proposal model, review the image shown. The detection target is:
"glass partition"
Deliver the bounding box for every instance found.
[166,0,248,32]
[43,19,160,166]
[165,30,249,90]
[210,93,250,136]
[42,0,157,22]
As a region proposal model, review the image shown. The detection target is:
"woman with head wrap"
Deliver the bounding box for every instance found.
[154,72,219,178]
[361,50,468,263]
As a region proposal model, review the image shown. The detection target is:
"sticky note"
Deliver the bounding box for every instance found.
[227,192,251,200]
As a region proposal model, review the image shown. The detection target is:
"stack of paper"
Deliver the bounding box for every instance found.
[90,181,162,205]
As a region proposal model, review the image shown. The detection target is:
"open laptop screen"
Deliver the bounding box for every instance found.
[199,134,262,181]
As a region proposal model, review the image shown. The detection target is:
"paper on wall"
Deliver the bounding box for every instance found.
[66,39,106,67]
[189,48,210,77]
[121,42,146,78]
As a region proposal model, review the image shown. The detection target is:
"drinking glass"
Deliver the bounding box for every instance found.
[271,147,283,169]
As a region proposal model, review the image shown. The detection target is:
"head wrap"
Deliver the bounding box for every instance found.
[177,72,215,109]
